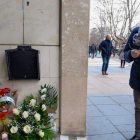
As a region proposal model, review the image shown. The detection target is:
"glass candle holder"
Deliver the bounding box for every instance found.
[2,132,8,140]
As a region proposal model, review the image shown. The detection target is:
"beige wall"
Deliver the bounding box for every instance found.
[0,0,60,132]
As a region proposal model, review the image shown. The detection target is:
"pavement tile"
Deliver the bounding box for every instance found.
[77,137,87,140]
[108,83,127,89]
[107,115,135,126]
[121,104,135,114]
[86,116,118,135]
[60,135,69,140]
[87,98,93,106]
[99,87,121,94]
[129,95,134,98]
[116,124,135,133]
[88,85,95,89]
[122,132,135,140]
[119,88,133,93]
[110,96,134,104]
[96,104,132,116]
[87,89,103,94]
[69,137,77,140]
[87,133,126,140]
[86,106,104,117]
[88,96,117,105]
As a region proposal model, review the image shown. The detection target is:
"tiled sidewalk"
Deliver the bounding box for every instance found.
[87,57,135,140]
[86,94,135,140]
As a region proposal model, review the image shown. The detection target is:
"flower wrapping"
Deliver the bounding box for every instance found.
[0,88,18,127]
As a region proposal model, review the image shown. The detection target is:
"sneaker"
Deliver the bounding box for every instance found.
[119,66,123,68]
[122,66,125,68]
[129,135,140,140]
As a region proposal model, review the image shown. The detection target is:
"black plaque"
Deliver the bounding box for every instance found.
[5,46,40,80]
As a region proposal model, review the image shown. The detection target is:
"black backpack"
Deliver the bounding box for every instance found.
[91,44,95,51]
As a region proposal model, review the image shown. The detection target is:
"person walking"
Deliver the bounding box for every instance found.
[89,46,91,58]
[90,43,96,59]
[99,35,114,75]
[119,42,126,68]
[124,27,140,140]
[95,49,97,57]
[113,46,116,57]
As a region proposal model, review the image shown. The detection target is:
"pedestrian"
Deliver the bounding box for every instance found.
[124,26,140,140]
[113,46,116,57]
[90,43,96,59]
[89,46,91,58]
[95,48,97,57]
[99,35,114,75]
[119,42,126,68]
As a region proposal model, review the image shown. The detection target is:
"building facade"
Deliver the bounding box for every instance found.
[0,0,89,136]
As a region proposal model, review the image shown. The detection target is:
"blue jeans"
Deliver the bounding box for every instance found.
[102,57,110,72]
[95,51,97,57]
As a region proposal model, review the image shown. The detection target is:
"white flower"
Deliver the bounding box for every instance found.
[10,126,18,133]
[22,111,29,119]
[13,108,20,115]
[29,99,36,107]
[41,88,47,93]
[38,130,44,138]
[34,113,41,121]
[23,125,31,134]
[41,94,46,101]
[42,104,46,111]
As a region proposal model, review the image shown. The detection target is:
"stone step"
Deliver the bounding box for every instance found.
[55,135,87,140]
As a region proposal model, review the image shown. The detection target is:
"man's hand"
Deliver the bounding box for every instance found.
[131,50,140,58]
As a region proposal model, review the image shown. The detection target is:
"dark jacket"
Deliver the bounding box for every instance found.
[90,44,96,53]
[99,39,114,58]
[124,27,140,92]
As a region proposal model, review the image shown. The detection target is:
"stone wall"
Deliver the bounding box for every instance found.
[0,0,60,132]
[60,0,89,136]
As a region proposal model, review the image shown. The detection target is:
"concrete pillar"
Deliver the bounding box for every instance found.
[60,0,90,136]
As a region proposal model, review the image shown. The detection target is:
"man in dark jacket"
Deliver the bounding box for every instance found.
[99,35,114,75]
[124,27,140,140]
[90,44,96,59]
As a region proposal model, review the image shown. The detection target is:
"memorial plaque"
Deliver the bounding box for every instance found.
[5,46,40,80]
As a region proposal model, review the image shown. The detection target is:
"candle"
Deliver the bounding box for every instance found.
[2,132,8,140]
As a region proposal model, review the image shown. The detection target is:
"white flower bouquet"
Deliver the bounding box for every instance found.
[39,85,58,112]
[7,95,56,140]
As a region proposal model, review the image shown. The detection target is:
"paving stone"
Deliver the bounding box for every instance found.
[87,98,93,106]
[116,124,135,133]
[86,106,104,117]
[88,66,131,74]
[88,96,117,105]
[122,132,135,140]
[77,137,87,140]
[86,133,126,140]
[69,136,77,140]
[96,104,132,116]
[55,135,60,140]
[110,96,134,104]
[86,116,118,135]
[129,95,134,98]
[121,104,135,114]
[107,115,135,126]
[60,135,69,140]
